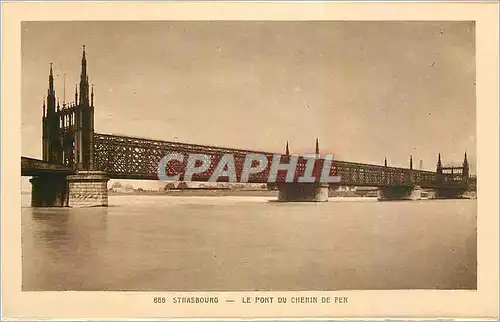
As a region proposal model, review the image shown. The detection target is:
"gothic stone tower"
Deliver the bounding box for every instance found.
[41,45,95,170]
[37,46,108,208]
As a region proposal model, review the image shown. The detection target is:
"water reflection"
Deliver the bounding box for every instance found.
[23,208,109,291]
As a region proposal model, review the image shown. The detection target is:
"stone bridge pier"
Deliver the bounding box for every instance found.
[30,171,109,207]
[434,187,468,199]
[377,185,422,201]
[67,171,109,207]
[30,175,69,207]
[272,139,330,202]
[276,182,329,202]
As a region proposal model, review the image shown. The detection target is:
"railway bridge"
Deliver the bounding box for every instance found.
[22,46,475,207]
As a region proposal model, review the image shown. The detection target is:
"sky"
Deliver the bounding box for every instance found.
[21,21,476,189]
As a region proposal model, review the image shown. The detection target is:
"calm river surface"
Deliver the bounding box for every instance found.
[22,195,477,291]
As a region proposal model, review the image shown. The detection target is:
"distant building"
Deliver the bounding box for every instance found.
[215,183,228,189]
[121,184,134,193]
[177,182,189,189]
[164,182,177,191]
[354,186,377,191]
[109,181,122,192]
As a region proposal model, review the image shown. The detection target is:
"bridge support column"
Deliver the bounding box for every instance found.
[67,171,109,207]
[277,182,329,202]
[377,185,422,201]
[30,175,68,207]
[434,187,467,199]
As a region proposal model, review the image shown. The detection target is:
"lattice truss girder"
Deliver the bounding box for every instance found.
[93,133,468,187]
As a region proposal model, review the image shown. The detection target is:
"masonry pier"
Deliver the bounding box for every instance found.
[30,175,68,207]
[29,171,109,208]
[277,182,329,202]
[377,185,422,201]
[434,187,468,199]
[67,171,109,207]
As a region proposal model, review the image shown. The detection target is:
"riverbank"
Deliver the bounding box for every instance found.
[110,189,279,197]
[22,188,476,199]
[109,189,381,198]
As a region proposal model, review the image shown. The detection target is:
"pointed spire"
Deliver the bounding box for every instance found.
[410,155,413,169]
[463,151,470,178]
[81,45,87,73]
[463,151,469,167]
[315,138,320,155]
[75,84,78,104]
[384,157,387,167]
[63,73,66,105]
[91,84,94,106]
[49,63,55,95]
[79,45,89,106]
[49,62,53,88]
[42,99,46,117]
[437,152,442,172]
[46,62,56,113]
[285,141,289,156]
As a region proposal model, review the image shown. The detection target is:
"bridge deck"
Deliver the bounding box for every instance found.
[21,157,74,177]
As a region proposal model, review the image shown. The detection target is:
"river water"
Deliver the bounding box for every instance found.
[22,195,477,291]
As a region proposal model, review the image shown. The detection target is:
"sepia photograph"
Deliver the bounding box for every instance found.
[21,20,477,292]
[2,1,499,320]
